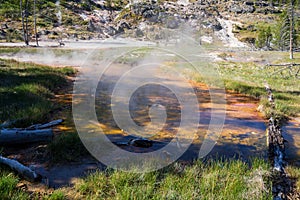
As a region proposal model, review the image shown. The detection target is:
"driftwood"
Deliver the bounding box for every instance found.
[26,119,63,130]
[265,84,285,172]
[265,84,293,199]
[0,156,42,182]
[266,63,300,67]
[0,119,63,145]
[264,63,300,79]
[0,129,53,145]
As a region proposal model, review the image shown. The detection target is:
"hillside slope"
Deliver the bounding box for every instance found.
[0,0,298,49]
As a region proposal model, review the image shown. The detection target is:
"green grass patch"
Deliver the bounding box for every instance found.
[43,190,66,200]
[286,165,300,193]
[217,59,300,120]
[0,166,29,199]
[167,51,300,121]
[74,158,272,200]
[0,58,75,127]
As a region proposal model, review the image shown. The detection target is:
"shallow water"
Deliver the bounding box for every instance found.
[282,117,300,166]
[95,63,267,162]
[0,43,270,187]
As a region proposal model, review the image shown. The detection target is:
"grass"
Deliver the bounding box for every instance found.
[0,158,272,199]
[173,51,300,121]
[0,166,29,200]
[0,166,68,199]
[73,158,272,200]
[0,56,89,164]
[0,58,76,127]
[217,59,300,121]
[286,166,300,193]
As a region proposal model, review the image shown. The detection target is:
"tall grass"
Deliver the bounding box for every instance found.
[74,158,272,200]
[0,167,29,200]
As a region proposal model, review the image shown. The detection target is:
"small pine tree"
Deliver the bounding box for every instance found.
[256,26,272,49]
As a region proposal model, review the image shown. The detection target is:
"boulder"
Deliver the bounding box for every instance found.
[229,3,255,14]
[211,21,222,31]
[128,138,153,148]
[166,19,179,29]
[135,28,144,37]
[87,20,97,32]
[0,30,6,40]
[106,26,118,36]
[117,21,131,33]
[1,23,8,29]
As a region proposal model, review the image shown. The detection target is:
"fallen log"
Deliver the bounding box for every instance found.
[26,119,63,130]
[265,63,300,67]
[0,156,42,182]
[0,119,63,145]
[0,129,53,145]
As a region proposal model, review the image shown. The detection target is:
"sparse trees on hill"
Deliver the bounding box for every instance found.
[256,3,299,59]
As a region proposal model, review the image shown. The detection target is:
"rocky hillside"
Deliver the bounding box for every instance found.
[0,0,298,48]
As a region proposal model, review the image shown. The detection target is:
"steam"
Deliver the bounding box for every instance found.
[56,0,62,26]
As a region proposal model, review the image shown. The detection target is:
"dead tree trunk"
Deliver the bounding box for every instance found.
[34,0,38,46]
[0,156,42,182]
[20,0,29,45]
[0,119,62,145]
[0,129,53,145]
[25,0,29,45]
[289,0,294,60]
[20,0,28,45]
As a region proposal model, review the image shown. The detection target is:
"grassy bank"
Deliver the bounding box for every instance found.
[0,158,272,199]
[0,57,88,163]
[0,58,75,127]
[184,51,300,122]
[0,57,87,199]
[71,158,271,200]
[218,60,300,121]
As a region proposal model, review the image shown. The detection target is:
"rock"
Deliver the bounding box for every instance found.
[128,138,153,148]
[106,26,118,36]
[118,21,131,30]
[155,34,162,40]
[0,30,6,40]
[138,22,147,31]
[135,28,144,37]
[254,1,269,7]
[212,21,222,31]
[229,4,243,14]
[87,20,96,32]
[116,21,131,33]
[246,25,256,31]
[243,5,255,13]
[244,1,254,6]
[166,19,179,29]
[40,30,51,35]
[142,9,155,18]
[1,23,8,29]
[229,3,255,14]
